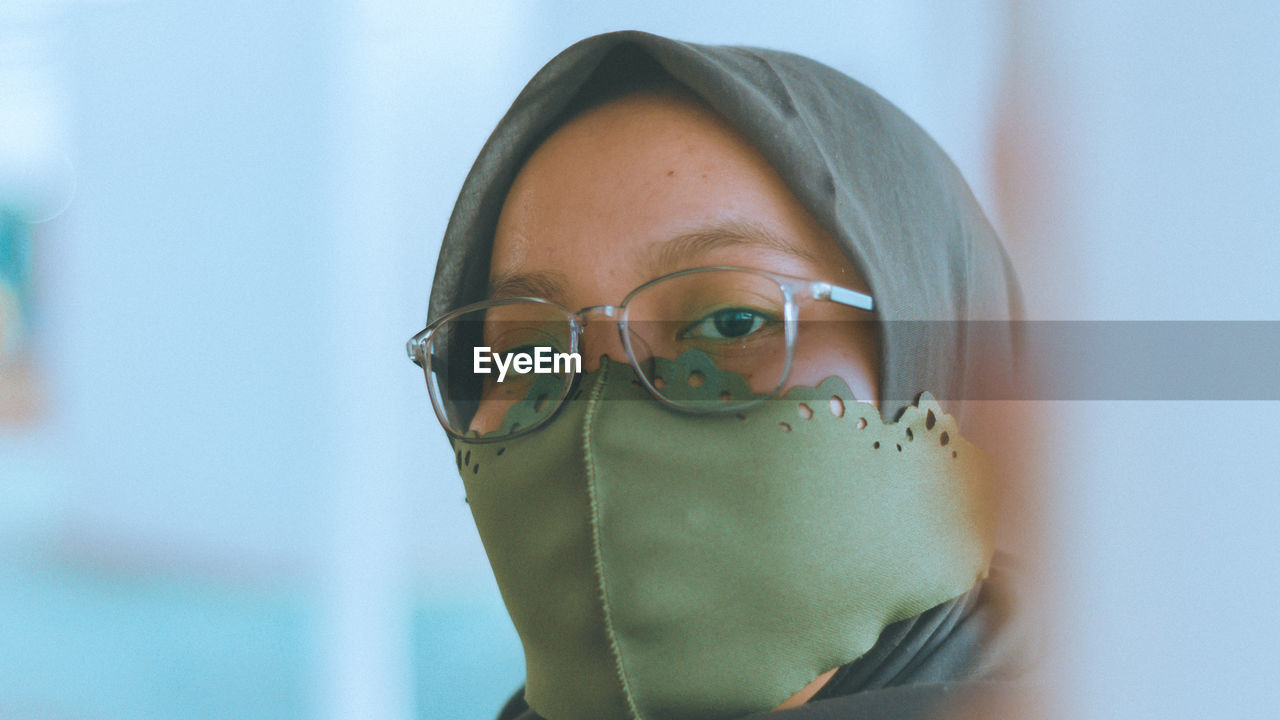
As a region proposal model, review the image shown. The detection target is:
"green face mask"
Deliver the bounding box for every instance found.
[453,355,995,720]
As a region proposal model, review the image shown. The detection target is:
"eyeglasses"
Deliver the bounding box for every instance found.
[407,266,874,442]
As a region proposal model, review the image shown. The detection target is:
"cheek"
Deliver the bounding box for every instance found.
[785,323,879,407]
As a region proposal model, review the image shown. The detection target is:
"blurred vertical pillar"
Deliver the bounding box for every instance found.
[322,1,416,718]
[985,0,1074,562]
[981,2,1077,716]
[321,1,536,717]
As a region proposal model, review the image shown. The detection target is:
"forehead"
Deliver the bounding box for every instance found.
[490,91,861,304]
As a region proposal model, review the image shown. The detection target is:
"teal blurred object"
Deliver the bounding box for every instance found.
[0,207,33,361]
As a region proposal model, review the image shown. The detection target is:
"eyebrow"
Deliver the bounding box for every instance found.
[644,220,821,277]
[487,268,570,302]
[487,220,820,302]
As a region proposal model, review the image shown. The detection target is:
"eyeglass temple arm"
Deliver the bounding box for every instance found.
[811,282,874,312]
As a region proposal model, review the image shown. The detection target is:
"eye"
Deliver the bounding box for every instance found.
[677,307,776,341]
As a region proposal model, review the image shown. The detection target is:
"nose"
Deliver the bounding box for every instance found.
[575,305,628,372]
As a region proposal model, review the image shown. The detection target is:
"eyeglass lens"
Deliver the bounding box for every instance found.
[425,269,795,439]
[425,301,575,437]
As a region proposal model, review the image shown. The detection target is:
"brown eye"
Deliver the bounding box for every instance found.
[678,307,774,341]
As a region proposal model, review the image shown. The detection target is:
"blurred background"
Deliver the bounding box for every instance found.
[1,1,1277,718]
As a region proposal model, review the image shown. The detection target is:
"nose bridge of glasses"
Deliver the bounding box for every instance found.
[572,305,627,370]
[573,304,621,322]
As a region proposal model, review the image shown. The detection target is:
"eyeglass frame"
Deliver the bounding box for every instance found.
[406,265,875,442]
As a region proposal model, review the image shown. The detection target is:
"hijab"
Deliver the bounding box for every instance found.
[426,30,1033,719]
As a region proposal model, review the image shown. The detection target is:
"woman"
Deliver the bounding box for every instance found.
[409,31,1036,720]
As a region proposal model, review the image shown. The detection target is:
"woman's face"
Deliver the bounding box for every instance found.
[490,90,879,406]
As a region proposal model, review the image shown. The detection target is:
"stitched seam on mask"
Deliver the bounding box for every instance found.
[580,362,643,720]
